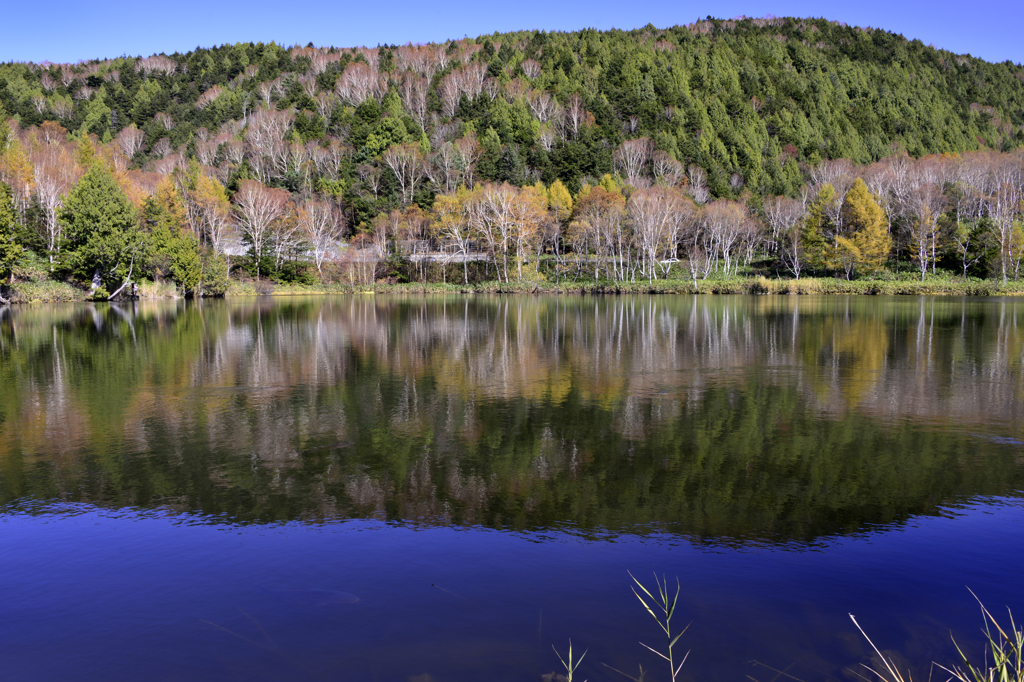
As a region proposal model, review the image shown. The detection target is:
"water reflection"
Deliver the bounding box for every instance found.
[2,295,1023,541]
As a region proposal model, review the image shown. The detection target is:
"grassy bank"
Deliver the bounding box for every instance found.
[6,274,1024,303]
[223,275,1024,298]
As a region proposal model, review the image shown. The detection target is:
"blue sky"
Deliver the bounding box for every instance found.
[2,0,1022,66]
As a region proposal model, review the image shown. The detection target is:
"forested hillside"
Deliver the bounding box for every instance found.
[1,17,1024,298]
[4,17,1024,197]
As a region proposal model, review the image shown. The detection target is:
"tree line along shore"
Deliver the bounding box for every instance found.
[2,18,1024,303]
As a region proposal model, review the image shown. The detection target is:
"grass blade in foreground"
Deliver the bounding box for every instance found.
[940,590,1023,682]
[552,639,587,682]
[629,572,690,682]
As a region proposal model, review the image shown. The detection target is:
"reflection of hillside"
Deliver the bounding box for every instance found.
[1,295,1023,542]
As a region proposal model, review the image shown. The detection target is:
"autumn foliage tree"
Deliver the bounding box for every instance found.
[840,178,891,277]
[0,136,35,226]
[465,183,547,282]
[175,163,231,254]
[430,189,475,284]
[143,178,201,295]
[568,183,628,280]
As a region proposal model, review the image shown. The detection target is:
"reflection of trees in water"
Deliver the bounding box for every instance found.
[1,296,1023,541]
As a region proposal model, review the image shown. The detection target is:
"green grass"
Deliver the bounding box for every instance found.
[942,592,1023,682]
[6,280,86,303]
[222,275,1024,297]
[138,280,179,298]
[850,597,1022,682]
[8,269,1024,303]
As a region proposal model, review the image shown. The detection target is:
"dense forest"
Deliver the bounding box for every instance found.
[2,16,1024,298]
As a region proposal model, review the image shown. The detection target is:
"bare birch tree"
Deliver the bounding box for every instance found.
[233,180,289,278]
[297,198,345,274]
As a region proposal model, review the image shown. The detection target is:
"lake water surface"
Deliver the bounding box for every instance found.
[1,295,1023,681]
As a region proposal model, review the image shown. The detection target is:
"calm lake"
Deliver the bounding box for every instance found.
[1,295,1023,681]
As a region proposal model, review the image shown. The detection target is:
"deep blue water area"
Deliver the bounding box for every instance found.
[2,499,1022,681]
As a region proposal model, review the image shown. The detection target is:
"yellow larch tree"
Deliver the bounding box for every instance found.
[841,178,891,277]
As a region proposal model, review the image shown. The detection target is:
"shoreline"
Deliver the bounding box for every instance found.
[5,276,1024,303]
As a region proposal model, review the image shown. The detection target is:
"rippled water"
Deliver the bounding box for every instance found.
[1,295,1022,681]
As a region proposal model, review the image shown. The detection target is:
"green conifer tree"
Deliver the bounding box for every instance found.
[60,164,142,298]
[0,182,23,289]
[801,183,835,272]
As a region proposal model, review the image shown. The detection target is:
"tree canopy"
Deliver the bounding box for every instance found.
[59,162,140,294]
[0,181,21,283]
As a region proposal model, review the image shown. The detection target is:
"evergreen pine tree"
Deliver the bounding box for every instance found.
[60,163,141,298]
[801,184,835,272]
[0,182,22,287]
